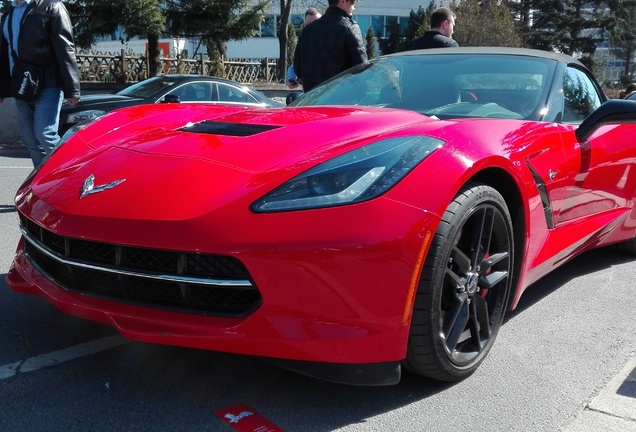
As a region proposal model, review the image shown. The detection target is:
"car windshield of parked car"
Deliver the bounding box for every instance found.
[117,77,178,98]
[292,54,555,121]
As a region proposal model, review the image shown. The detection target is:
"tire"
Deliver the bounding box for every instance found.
[404,182,514,382]
[615,239,636,255]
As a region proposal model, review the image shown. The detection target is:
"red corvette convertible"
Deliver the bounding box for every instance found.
[7,48,636,385]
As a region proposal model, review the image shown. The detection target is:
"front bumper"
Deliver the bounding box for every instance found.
[7,196,439,384]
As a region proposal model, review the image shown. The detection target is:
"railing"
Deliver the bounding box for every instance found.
[76,50,280,84]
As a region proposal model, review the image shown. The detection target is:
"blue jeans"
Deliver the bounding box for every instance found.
[15,87,64,167]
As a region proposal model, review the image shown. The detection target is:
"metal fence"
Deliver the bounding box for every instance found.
[76,50,280,84]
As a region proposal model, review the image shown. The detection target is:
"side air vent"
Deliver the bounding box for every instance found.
[526,163,555,229]
[179,121,281,137]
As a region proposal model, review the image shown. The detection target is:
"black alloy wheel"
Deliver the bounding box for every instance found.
[404,182,513,382]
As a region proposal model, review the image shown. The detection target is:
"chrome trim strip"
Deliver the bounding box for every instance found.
[21,226,253,288]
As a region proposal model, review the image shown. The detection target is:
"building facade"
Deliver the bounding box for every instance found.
[89,1,431,59]
[225,0,428,59]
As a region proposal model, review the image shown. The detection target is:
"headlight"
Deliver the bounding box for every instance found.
[67,109,106,124]
[251,136,444,212]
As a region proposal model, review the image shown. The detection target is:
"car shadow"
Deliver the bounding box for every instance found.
[1,246,634,431]
[505,246,634,321]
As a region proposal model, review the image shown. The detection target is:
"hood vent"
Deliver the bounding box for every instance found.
[179,120,281,137]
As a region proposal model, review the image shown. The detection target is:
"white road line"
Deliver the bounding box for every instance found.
[0,334,131,380]
[0,166,32,169]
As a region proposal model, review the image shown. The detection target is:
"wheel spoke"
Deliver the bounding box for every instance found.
[451,245,472,274]
[472,207,498,265]
[445,266,464,288]
[443,293,469,352]
[469,208,488,264]
[472,294,491,340]
[468,300,483,350]
[479,251,509,274]
[480,270,509,289]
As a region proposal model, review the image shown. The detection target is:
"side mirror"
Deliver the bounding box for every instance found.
[163,94,181,104]
[576,99,636,142]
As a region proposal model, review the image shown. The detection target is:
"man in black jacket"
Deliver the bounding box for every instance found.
[0,0,80,167]
[409,7,459,50]
[293,0,367,93]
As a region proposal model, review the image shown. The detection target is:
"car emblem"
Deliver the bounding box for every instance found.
[80,174,126,199]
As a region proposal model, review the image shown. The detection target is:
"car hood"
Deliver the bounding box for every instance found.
[56,104,439,171]
[62,94,142,110]
[19,104,440,229]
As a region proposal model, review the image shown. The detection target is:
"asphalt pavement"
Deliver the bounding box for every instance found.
[1,139,635,431]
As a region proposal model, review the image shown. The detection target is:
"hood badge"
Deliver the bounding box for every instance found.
[80,174,126,199]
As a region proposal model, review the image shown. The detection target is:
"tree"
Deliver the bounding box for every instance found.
[366,27,377,59]
[528,0,608,67]
[505,0,533,46]
[606,0,636,82]
[164,0,269,62]
[452,0,522,47]
[377,3,436,56]
[67,0,166,79]
[408,4,435,41]
[287,22,297,70]
[378,20,403,54]
[277,0,293,83]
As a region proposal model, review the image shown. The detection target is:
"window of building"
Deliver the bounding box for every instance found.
[355,15,371,36]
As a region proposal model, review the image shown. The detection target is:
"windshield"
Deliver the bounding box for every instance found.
[117,77,179,98]
[292,53,555,121]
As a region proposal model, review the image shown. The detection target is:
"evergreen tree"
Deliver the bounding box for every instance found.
[606,0,636,82]
[287,22,297,70]
[366,27,377,59]
[377,4,438,56]
[66,0,166,79]
[504,0,533,46]
[208,46,226,78]
[378,20,403,54]
[164,0,269,63]
[528,0,608,67]
[408,4,435,41]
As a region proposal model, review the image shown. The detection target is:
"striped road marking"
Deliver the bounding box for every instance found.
[0,335,131,380]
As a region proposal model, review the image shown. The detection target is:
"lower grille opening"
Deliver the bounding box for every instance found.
[21,216,262,317]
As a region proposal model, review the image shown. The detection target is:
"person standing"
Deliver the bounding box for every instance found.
[0,0,81,167]
[286,7,322,89]
[622,83,636,99]
[293,0,367,93]
[409,7,458,50]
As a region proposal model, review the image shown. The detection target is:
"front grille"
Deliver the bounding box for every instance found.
[20,215,262,316]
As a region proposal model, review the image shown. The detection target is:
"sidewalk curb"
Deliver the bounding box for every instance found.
[564,355,636,431]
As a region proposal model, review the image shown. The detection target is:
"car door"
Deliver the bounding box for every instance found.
[557,66,636,223]
[216,83,259,105]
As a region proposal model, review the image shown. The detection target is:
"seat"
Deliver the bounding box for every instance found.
[179,85,198,102]
[402,81,459,112]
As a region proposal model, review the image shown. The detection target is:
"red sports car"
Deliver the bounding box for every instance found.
[8,48,636,385]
